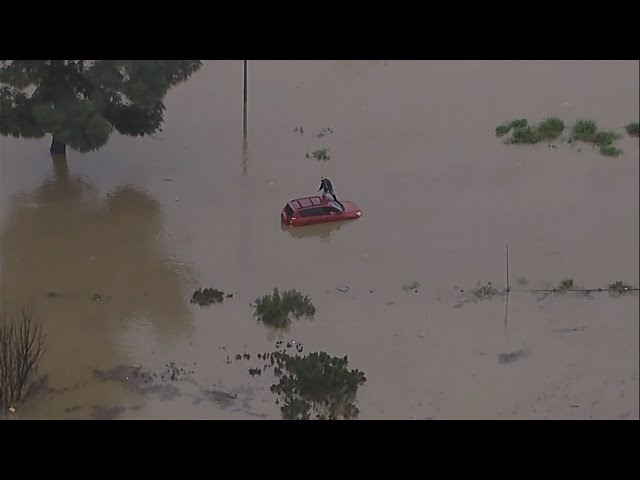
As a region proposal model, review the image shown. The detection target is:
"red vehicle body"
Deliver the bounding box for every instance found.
[281,196,362,227]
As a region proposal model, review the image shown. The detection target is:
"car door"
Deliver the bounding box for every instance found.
[298,207,322,225]
[313,206,335,224]
[322,206,342,223]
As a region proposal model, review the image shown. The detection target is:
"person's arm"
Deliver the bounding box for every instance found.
[318,181,323,191]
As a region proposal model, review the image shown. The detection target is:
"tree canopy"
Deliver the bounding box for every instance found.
[0,60,202,153]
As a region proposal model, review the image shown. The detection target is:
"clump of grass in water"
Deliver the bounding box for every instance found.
[500,117,565,144]
[510,119,528,129]
[495,125,511,137]
[570,119,624,156]
[495,119,528,137]
[270,351,366,420]
[307,148,330,161]
[402,281,420,292]
[536,117,565,141]
[510,125,540,144]
[599,145,623,157]
[472,281,498,299]
[556,278,575,293]
[516,277,528,287]
[625,122,639,137]
[571,119,599,143]
[316,127,334,138]
[594,130,621,146]
[608,281,634,296]
[253,288,315,329]
[191,288,224,306]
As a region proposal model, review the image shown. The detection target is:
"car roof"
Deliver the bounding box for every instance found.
[289,196,329,211]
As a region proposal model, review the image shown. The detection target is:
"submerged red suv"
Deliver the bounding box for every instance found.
[281,196,362,227]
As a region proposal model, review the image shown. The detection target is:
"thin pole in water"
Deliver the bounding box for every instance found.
[242,60,248,175]
[243,60,248,138]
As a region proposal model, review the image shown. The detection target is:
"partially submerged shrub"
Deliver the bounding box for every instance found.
[556,278,575,293]
[495,125,511,137]
[625,122,639,137]
[511,126,540,144]
[570,119,624,156]
[253,288,315,329]
[571,119,599,143]
[309,148,330,161]
[270,351,366,420]
[472,281,498,299]
[594,130,621,147]
[501,116,624,155]
[536,117,565,141]
[191,288,224,307]
[498,118,563,143]
[510,119,529,129]
[599,145,623,157]
[608,281,634,296]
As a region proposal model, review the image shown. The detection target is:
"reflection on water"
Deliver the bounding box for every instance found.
[241,137,249,176]
[0,161,196,417]
[280,220,348,243]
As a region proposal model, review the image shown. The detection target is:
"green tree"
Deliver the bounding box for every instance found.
[0,60,202,156]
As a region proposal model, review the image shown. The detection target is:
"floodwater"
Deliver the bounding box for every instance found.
[1,60,638,419]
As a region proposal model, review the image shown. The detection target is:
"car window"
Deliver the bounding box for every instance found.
[300,207,328,217]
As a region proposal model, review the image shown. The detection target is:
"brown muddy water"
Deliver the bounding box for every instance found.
[1,60,638,419]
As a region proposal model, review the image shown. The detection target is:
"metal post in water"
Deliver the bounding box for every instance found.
[242,60,248,175]
[243,60,248,138]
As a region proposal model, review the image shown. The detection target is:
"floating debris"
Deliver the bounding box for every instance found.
[91,406,126,420]
[316,127,334,138]
[402,281,420,292]
[498,350,527,365]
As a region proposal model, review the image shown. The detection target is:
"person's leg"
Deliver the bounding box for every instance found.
[331,192,338,201]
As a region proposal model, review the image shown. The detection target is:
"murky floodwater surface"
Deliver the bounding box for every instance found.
[1,61,638,419]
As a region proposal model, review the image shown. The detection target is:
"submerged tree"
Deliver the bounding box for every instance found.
[270,351,367,420]
[0,60,202,155]
[0,309,46,411]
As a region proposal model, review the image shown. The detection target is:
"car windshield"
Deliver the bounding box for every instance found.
[329,201,344,212]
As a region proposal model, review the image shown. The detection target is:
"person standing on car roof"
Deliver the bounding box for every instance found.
[318,176,338,202]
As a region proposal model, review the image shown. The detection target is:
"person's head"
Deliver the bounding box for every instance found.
[320,176,325,181]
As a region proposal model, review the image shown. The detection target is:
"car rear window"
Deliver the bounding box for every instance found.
[284,204,294,217]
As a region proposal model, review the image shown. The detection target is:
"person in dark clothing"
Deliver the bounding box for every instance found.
[318,177,338,201]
